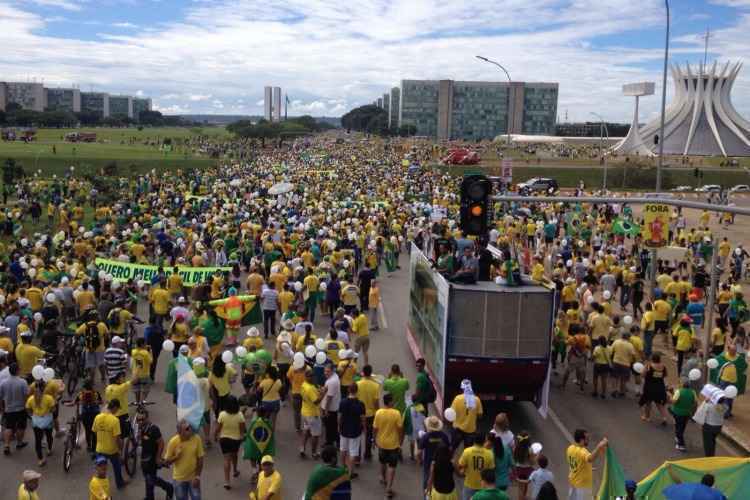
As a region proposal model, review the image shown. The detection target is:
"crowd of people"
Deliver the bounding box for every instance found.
[0,132,745,500]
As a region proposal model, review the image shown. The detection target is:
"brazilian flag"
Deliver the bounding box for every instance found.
[241,301,263,326]
[597,446,626,500]
[612,217,640,237]
[304,464,351,500]
[243,416,275,462]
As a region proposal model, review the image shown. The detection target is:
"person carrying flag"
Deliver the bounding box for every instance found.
[304,444,351,500]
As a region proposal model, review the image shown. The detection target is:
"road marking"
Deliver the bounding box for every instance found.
[548,407,574,444]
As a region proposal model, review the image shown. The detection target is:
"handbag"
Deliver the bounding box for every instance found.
[692,401,708,425]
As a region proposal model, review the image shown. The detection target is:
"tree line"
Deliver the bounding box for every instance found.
[226,115,335,145]
[341,105,416,137]
[0,103,195,128]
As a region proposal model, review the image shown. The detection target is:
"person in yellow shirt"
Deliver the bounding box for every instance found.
[76,282,97,315]
[91,400,126,489]
[299,370,323,458]
[26,285,43,312]
[246,269,265,297]
[356,365,380,460]
[76,312,109,385]
[458,432,495,497]
[711,319,728,356]
[89,456,112,500]
[17,469,42,500]
[450,380,483,451]
[26,383,56,467]
[286,364,307,433]
[640,303,657,358]
[351,309,370,365]
[149,282,171,328]
[167,268,184,297]
[531,256,546,283]
[251,455,282,500]
[278,285,295,315]
[566,430,608,499]
[163,420,205,497]
[15,332,45,377]
[561,279,577,310]
[131,338,153,402]
[368,280,380,331]
[373,393,403,498]
[673,316,695,373]
[214,396,246,490]
[611,332,637,397]
[105,373,132,439]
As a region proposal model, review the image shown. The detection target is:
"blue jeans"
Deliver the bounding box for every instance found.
[98,453,125,488]
[173,480,201,500]
[644,330,655,358]
[144,470,174,500]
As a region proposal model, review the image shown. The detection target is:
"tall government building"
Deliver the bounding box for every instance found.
[393,79,558,140]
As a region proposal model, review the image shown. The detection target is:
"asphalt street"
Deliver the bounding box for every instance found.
[0,250,739,499]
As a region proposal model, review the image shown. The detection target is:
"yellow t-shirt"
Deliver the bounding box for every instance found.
[588,313,612,339]
[450,394,483,434]
[109,308,134,335]
[25,394,55,416]
[258,377,282,402]
[303,274,319,292]
[459,445,496,490]
[256,470,282,500]
[640,311,655,332]
[151,288,171,315]
[711,328,726,348]
[300,381,321,417]
[373,407,402,450]
[286,367,306,395]
[209,365,236,397]
[674,326,695,352]
[592,345,610,365]
[88,476,110,500]
[217,411,245,440]
[92,412,121,455]
[105,381,132,417]
[653,300,671,322]
[352,314,369,338]
[77,290,96,312]
[531,263,545,282]
[167,274,183,295]
[15,343,45,376]
[131,348,153,379]
[611,339,636,366]
[356,377,381,417]
[278,291,295,314]
[163,434,205,482]
[337,360,358,387]
[17,484,40,500]
[170,323,189,343]
[720,353,739,383]
[243,336,264,351]
[75,322,109,353]
[567,444,593,488]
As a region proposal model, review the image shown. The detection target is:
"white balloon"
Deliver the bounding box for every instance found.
[530,442,543,455]
[582,258,590,267]
[623,315,633,326]
[98,270,106,279]
[32,365,45,380]
[292,358,305,370]
[561,239,568,247]
[28,268,37,278]
[566,259,573,267]
[235,346,248,358]
[578,240,585,248]
[688,369,702,381]
[33,312,43,322]
[724,385,738,399]
[293,352,305,364]
[315,338,326,350]
[46,293,56,303]
[315,351,327,365]
[338,349,347,361]
[586,296,595,304]
[319,282,327,292]
[294,281,303,292]
[42,367,55,382]
[221,350,234,364]
[304,345,317,358]
[633,362,645,374]
[162,340,175,352]
[706,358,719,369]
[444,407,457,422]
[603,290,611,300]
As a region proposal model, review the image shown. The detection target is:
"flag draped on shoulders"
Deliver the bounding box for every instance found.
[304,464,351,500]
[176,355,203,431]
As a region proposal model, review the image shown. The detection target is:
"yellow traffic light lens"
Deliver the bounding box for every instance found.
[470,205,483,216]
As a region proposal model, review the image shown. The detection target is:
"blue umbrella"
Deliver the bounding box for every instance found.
[663,483,726,500]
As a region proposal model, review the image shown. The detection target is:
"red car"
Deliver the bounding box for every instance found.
[442,148,480,165]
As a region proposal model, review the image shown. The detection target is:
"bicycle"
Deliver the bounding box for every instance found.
[60,400,81,472]
[60,332,85,397]
[122,400,155,477]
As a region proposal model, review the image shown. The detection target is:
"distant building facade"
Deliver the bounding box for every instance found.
[45,87,81,113]
[108,95,133,118]
[383,93,390,116]
[81,92,110,118]
[272,87,281,122]
[0,82,46,112]
[264,86,272,121]
[396,79,558,140]
[389,87,400,129]
[132,97,152,119]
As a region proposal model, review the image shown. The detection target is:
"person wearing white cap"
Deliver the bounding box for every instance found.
[18,469,41,500]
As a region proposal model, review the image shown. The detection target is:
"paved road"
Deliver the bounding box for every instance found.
[1,250,739,499]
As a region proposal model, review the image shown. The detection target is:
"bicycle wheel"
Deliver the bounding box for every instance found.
[123,437,137,477]
[66,359,79,396]
[63,434,74,472]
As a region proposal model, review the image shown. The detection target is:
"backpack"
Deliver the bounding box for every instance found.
[107,308,121,329]
[84,321,101,351]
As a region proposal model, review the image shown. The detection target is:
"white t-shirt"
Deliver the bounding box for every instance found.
[529,468,554,499]
[322,373,341,412]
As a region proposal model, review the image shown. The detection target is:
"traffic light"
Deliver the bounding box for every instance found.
[460,174,492,236]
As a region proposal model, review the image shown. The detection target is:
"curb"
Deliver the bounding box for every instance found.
[720,424,750,455]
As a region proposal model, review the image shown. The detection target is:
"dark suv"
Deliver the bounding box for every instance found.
[517,177,559,195]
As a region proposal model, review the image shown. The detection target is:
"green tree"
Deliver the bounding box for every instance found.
[2,158,25,185]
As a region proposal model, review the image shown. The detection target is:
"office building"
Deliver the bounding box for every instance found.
[389,87,400,129]
[0,82,46,112]
[109,95,133,118]
[377,97,383,109]
[132,97,152,119]
[45,87,81,112]
[383,93,390,116]
[397,79,558,140]
[81,92,110,118]
[264,86,272,121]
[272,87,281,122]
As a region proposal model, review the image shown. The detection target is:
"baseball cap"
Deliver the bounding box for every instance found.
[94,455,108,466]
[22,470,41,481]
[111,336,124,343]
[179,344,189,354]
[625,479,637,491]
[178,296,187,303]
[260,455,274,465]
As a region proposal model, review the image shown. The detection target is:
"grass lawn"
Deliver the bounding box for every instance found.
[0,126,227,176]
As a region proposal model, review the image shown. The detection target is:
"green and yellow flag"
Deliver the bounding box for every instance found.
[598,446,626,500]
[243,416,275,462]
[304,464,351,500]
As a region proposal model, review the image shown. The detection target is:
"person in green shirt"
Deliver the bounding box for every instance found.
[471,469,510,500]
[413,358,432,415]
[669,381,697,452]
[383,364,409,414]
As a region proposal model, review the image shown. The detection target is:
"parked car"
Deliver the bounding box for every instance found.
[696,184,722,192]
[729,184,750,193]
[671,185,693,192]
[517,177,559,195]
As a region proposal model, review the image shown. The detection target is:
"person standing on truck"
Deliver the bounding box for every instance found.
[450,247,479,285]
[449,379,483,454]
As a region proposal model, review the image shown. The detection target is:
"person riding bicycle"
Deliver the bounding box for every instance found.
[65,379,102,454]
[107,298,142,346]
[75,309,109,384]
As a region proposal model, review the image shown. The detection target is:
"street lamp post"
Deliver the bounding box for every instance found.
[590,112,609,191]
[476,56,513,147]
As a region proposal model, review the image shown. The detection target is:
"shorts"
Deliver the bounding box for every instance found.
[219,437,241,454]
[379,448,399,468]
[2,410,27,432]
[354,335,370,353]
[260,400,281,414]
[612,363,630,379]
[85,351,105,369]
[655,320,668,333]
[568,486,591,500]
[132,377,152,389]
[241,372,256,389]
[513,465,534,481]
[339,435,361,457]
[302,416,322,437]
[593,364,610,376]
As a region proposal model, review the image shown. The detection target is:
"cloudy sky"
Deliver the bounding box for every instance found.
[2,0,750,121]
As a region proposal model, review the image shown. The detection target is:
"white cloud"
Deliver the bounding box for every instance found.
[24,0,82,11]
[2,0,749,120]
[112,22,138,29]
